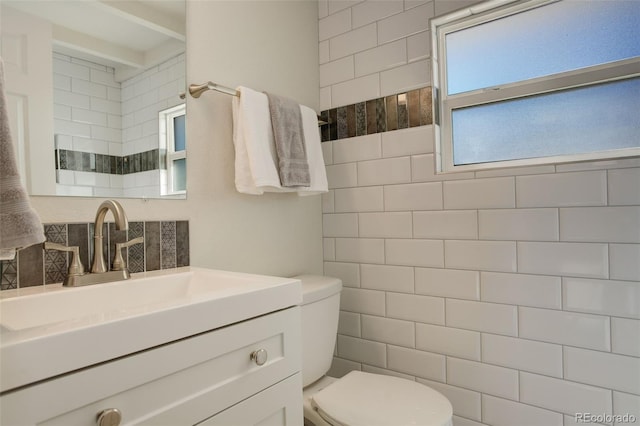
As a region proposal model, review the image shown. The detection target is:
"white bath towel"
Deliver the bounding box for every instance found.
[0,58,45,259]
[297,104,328,196]
[232,86,327,196]
[232,86,281,194]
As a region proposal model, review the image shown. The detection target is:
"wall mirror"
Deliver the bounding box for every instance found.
[1,0,187,199]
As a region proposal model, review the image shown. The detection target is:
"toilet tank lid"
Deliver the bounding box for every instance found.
[292,275,342,305]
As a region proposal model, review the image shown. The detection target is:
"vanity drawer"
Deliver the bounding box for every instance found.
[198,373,303,426]
[0,307,301,426]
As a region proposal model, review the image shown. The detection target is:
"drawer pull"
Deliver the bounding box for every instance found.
[96,408,122,426]
[250,349,268,366]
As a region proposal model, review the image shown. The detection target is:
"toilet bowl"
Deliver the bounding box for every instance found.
[295,275,453,426]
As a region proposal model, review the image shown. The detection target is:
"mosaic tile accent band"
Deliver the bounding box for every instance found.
[56,149,165,175]
[0,220,189,290]
[320,87,433,142]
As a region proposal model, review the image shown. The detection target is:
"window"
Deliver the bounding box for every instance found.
[159,104,186,195]
[431,0,640,173]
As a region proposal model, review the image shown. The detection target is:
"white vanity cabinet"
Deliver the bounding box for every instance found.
[0,307,302,426]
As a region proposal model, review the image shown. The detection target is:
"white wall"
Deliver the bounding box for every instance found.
[319,1,640,426]
[31,0,323,278]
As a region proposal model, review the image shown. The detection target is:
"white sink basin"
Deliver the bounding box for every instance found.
[0,267,301,393]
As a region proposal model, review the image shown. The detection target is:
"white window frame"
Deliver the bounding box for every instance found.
[159,104,186,195]
[431,0,640,173]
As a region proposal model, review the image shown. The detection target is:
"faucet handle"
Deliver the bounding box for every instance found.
[112,237,144,271]
[44,242,85,276]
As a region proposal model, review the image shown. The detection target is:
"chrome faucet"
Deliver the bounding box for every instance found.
[91,200,128,273]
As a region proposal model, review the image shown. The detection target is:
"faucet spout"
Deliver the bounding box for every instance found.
[91,200,128,273]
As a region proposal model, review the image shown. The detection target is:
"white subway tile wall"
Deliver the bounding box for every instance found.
[320,1,640,425]
[614,392,640,425]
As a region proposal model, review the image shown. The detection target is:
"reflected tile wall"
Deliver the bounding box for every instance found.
[56,149,159,175]
[0,220,190,290]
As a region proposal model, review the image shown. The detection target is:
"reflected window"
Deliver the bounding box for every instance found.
[159,104,186,195]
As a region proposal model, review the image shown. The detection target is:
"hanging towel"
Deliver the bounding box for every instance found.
[0,58,45,260]
[232,86,328,196]
[232,86,282,194]
[264,92,310,187]
[297,103,328,196]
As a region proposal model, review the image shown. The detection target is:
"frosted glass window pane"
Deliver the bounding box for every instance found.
[173,158,186,191]
[451,78,640,166]
[446,1,640,94]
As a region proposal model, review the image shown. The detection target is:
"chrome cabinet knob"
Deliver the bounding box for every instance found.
[96,408,122,426]
[250,348,268,366]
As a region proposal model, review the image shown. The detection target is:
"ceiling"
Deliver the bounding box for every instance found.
[3,0,186,80]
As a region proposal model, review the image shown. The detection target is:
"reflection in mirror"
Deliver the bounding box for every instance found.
[160,103,187,195]
[1,0,186,199]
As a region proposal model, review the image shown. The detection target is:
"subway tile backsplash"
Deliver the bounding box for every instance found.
[0,220,189,290]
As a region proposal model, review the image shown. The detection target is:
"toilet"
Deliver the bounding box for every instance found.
[295,275,453,426]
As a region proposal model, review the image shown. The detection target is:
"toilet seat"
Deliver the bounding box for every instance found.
[310,371,453,426]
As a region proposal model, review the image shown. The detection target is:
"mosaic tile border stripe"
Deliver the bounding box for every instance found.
[320,87,433,142]
[56,148,165,175]
[0,220,189,290]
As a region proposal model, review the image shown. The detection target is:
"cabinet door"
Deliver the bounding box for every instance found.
[198,373,303,426]
[0,307,301,426]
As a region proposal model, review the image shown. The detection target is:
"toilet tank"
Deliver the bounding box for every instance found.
[294,275,342,387]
